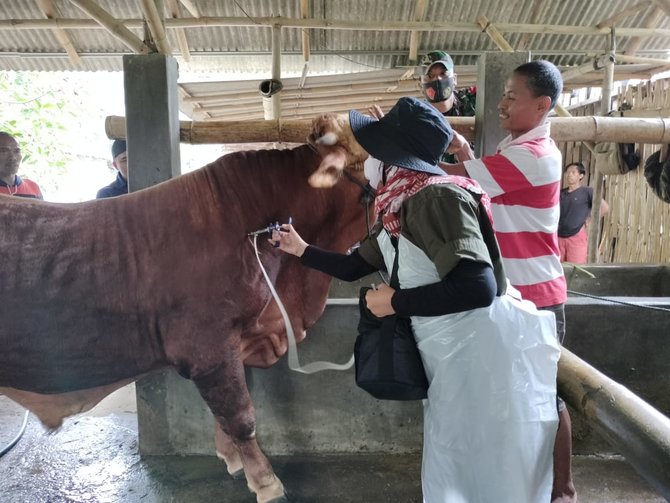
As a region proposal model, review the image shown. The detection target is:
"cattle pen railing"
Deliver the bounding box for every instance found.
[105,115,670,145]
[558,347,670,500]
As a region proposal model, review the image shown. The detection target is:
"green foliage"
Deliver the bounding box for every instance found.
[0,71,75,194]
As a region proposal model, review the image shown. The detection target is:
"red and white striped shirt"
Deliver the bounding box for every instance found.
[464,122,566,308]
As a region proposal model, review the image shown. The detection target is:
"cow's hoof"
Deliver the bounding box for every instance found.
[266,493,289,503]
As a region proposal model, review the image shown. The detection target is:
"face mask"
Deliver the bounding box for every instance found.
[363,156,384,190]
[422,76,455,103]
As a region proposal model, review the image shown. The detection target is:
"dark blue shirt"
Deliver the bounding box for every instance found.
[558,186,593,238]
[96,172,128,199]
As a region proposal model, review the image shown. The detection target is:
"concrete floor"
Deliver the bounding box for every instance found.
[0,386,665,503]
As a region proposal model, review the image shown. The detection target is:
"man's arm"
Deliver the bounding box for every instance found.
[440,130,474,176]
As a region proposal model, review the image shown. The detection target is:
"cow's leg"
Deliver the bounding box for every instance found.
[193,360,287,503]
[215,421,244,478]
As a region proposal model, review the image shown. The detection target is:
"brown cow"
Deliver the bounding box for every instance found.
[0,123,369,503]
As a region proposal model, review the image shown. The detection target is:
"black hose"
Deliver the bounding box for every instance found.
[0,410,29,458]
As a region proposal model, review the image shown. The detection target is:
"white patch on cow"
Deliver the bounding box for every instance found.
[315,132,337,146]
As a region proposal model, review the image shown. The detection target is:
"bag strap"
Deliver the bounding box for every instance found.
[389,235,400,290]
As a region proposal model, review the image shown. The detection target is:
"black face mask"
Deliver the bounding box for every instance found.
[422,76,455,103]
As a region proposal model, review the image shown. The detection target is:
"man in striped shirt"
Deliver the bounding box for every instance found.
[442,60,575,503]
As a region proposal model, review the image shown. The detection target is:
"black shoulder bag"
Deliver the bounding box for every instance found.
[354,240,429,400]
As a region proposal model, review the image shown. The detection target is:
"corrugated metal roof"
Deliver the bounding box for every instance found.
[2,0,669,73]
[2,0,669,118]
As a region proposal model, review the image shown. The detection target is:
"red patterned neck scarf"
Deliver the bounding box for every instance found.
[374,166,493,238]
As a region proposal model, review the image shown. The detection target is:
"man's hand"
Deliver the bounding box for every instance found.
[367,104,385,120]
[446,131,469,154]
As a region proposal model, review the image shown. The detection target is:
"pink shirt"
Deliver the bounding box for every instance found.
[464,122,566,308]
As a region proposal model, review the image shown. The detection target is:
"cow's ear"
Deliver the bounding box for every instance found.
[308,149,347,188]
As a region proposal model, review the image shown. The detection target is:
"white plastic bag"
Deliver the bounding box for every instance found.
[419,294,560,503]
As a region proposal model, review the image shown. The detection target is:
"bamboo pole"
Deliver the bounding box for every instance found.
[408,0,426,62]
[66,0,150,54]
[558,347,670,500]
[140,0,171,55]
[516,0,544,50]
[652,0,670,17]
[3,16,670,38]
[589,39,615,262]
[616,53,670,67]
[266,24,282,120]
[182,82,419,104]
[478,15,514,52]
[595,0,652,29]
[178,0,200,18]
[625,6,664,56]
[300,0,310,62]
[105,115,670,144]
[165,0,191,61]
[36,0,81,65]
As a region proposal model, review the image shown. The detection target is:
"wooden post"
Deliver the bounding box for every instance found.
[123,53,182,455]
[474,52,530,157]
[588,39,615,262]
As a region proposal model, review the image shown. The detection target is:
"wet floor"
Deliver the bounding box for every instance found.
[0,389,665,503]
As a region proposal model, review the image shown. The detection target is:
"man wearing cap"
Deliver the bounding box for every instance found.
[0,132,43,199]
[96,139,129,199]
[420,50,458,115]
[271,97,560,502]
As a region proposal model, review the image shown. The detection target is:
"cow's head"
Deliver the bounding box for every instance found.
[307,113,369,188]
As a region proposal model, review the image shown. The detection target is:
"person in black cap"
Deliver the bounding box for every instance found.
[271,97,560,502]
[96,139,129,199]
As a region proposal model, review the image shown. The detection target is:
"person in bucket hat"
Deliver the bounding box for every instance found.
[352,96,452,177]
[270,97,560,501]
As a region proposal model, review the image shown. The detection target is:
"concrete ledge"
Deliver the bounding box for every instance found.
[136,268,670,458]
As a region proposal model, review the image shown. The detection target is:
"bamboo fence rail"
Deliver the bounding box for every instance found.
[558,78,670,263]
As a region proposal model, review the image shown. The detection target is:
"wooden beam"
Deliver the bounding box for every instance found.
[516,0,545,51]
[562,59,600,83]
[478,15,514,52]
[625,6,664,56]
[616,53,670,67]
[5,16,670,38]
[408,0,427,62]
[105,115,670,145]
[140,0,171,54]
[652,0,670,17]
[300,0,310,62]
[178,0,201,18]
[165,0,191,61]
[36,0,81,65]
[596,0,652,29]
[182,81,419,104]
[66,0,150,54]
